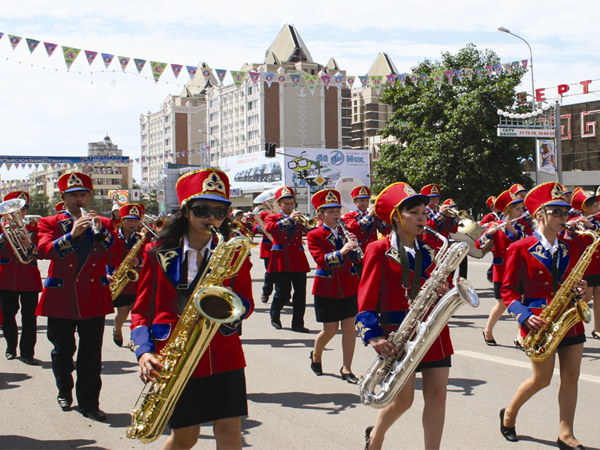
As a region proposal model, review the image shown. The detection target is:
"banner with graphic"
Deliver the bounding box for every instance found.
[230,71,246,88]
[304,75,318,94]
[150,61,168,83]
[537,139,556,175]
[62,46,81,71]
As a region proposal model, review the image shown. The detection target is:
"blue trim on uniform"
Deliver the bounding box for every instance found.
[219,295,251,336]
[187,194,232,205]
[43,277,64,288]
[99,228,115,250]
[63,187,91,193]
[151,323,171,341]
[53,232,77,258]
[356,311,384,344]
[0,258,10,264]
[380,310,407,325]
[324,250,343,268]
[492,256,504,265]
[320,203,341,208]
[315,267,332,278]
[507,301,534,325]
[277,217,295,231]
[131,326,154,360]
[271,244,283,251]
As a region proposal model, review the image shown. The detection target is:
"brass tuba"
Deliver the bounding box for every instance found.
[522,225,597,362]
[126,226,250,443]
[0,198,35,264]
[357,226,479,409]
[252,188,280,241]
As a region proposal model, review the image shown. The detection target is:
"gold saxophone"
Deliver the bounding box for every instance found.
[110,228,149,301]
[523,226,597,362]
[126,226,251,443]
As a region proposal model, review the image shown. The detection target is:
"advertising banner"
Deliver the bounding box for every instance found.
[221,152,285,192]
[537,139,556,175]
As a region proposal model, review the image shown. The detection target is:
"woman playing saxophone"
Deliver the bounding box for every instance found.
[130,169,253,450]
[500,182,588,449]
[355,183,451,450]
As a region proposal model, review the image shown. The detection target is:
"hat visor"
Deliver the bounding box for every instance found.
[353,195,370,199]
[186,194,232,206]
[277,194,295,200]
[508,199,523,206]
[318,203,342,209]
[400,194,430,207]
[543,200,571,209]
[122,215,142,220]
[63,187,91,193]
[427,194,440,197]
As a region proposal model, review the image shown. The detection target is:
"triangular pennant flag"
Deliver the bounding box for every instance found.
[521,59,529,71]
[249,71,261,85]
[171,64,182,79]
[5,163,11,171]
[215,69,227,84]
[321,74,331,89]
[420,73,429,86]
[346,76,355,89]
[26,38,40,54]
[43,42,57,57]
[8,35,21,50]
[433,72,444,90]
[230,71,246,88]
[370,75,383,94]
[474,67,484,78]
[493,64,503,75]
[503,63,512,74]
[119,57,131,72]
[409,74,419,87]
[150,61,168,83]
[264,72,274,88]
[386,74,396,88]
[455,69,463,83]
[62,46,81,71]
[28,164,32,169]
[277,73,286,84]
[85,50,98,65]
[398,74,407,88]
[290,74,301,88]
[485,65,494,77]
[186,65,197,80]
[444,70,454,85]
[134,59,146,74]
[14,163,20,169]
[333,74,343,89]
[304,75,318,94]
[101,53,114,69]
[0,33,3,41]
[463,68,473,81]
[512,61,520,71]
[201,68,212,79]
[358,76,369,87]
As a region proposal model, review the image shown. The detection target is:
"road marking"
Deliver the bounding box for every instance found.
[455,350,600,384]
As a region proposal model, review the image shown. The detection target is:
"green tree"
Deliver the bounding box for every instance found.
[28,193,49,216]
[374,44,534,216]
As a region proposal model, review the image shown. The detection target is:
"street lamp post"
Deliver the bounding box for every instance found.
[498,27,536,111]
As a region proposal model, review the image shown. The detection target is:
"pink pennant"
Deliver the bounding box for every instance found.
[85,50,98,66]
[171,64,183,79]
[386,74,397,88]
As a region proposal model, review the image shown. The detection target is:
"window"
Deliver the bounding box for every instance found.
[247,86,253,96]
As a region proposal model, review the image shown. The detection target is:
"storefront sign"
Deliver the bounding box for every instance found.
[497,128,556,137]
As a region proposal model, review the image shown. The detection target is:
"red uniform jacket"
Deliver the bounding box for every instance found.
[254,210,273,259]
[36,212,124,320]
[423,208,459,252]
[476,221,530,283]
[356,236,453,362]
[564,217,600,276]
[0,225,43,292]
[107,229,147,296]
[501,233,584,337]
[306,224,360,298]
[480,212,500,226]
[130,239,254,378]
[265,213,310,273]
[343,210,389,253]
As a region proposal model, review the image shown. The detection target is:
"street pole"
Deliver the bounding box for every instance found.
[553,94,563,185]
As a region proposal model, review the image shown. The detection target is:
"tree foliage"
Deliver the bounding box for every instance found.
[373,44,534,216]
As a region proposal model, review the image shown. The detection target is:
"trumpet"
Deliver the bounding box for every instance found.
[79,207,106,242]
[294,212,318,229]
[139,216,165,238]
[0,198,35,264]
[445,208,468,219]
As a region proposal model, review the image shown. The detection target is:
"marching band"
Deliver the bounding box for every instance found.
[1,171,599,450]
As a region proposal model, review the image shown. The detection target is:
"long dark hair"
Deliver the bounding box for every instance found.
[150,205,231,253]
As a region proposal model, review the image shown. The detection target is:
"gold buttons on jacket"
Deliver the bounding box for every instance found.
[91,279,94,282]
[539,271,544,275]
[69,264,73,267]
[545,282,549,285]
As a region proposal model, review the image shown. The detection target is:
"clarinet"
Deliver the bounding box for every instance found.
[336,218,364,260]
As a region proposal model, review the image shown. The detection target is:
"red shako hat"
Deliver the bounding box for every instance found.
[509,184,527,195]
[351,186,371,199]
[58,172,93,194]
[570,188,597,213]
[420,184,440,197]
[275,186,295,200]
[375,182,429,224]
[4,191,30,205]
[486,196,497,209]
[494,190,522,213]
[524,182,570,215]
[176,169,231,206]
[119,203,145,219]
[55,201,65,213]
[312,189,342,210]
[441,198,457,208]
[561,185,572,195]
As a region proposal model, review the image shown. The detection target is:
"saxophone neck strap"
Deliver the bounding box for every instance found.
[397,241,423,301]
[551,251,559,291]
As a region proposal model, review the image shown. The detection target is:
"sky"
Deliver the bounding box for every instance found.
[1,0,599,184]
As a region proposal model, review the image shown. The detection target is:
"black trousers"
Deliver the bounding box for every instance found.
[46,316,105,412]
[262,258,275,297]
[270,271,306,328]
[0,289,39,358]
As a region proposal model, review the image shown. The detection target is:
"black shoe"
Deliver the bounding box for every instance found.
[309,351,323,376]
[514,339,524,351]
[5,351,16,360]
[57,397,72,411]
[113,328,123,347]
[271,320,282,330]
[364,426,374,450]
[592,331,600,340]
[261,294,269,303]
[81,409,107,422]
[557,437,585,450]
[340,368,359,384]
[24,357,37,366]
[500,408,518,442]
[482,329,497,346]
[292,326,310,333]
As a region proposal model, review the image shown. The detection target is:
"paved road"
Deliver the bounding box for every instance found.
[1,247,599,449]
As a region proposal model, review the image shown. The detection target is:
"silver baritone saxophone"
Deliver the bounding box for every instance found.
[358,226,479,409]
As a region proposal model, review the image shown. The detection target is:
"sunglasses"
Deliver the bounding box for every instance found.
[544,209,570,218]
[188,205,228,220]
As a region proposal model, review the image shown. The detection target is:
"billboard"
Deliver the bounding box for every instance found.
[281,148,370,193]
[221,152,285,192]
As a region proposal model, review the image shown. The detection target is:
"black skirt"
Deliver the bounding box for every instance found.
[314,294,358,323]
[168,368,248,429]
[584,274,600,287]
[416,355,452,373]
[558,333,586,349]
[113,294,136,308]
